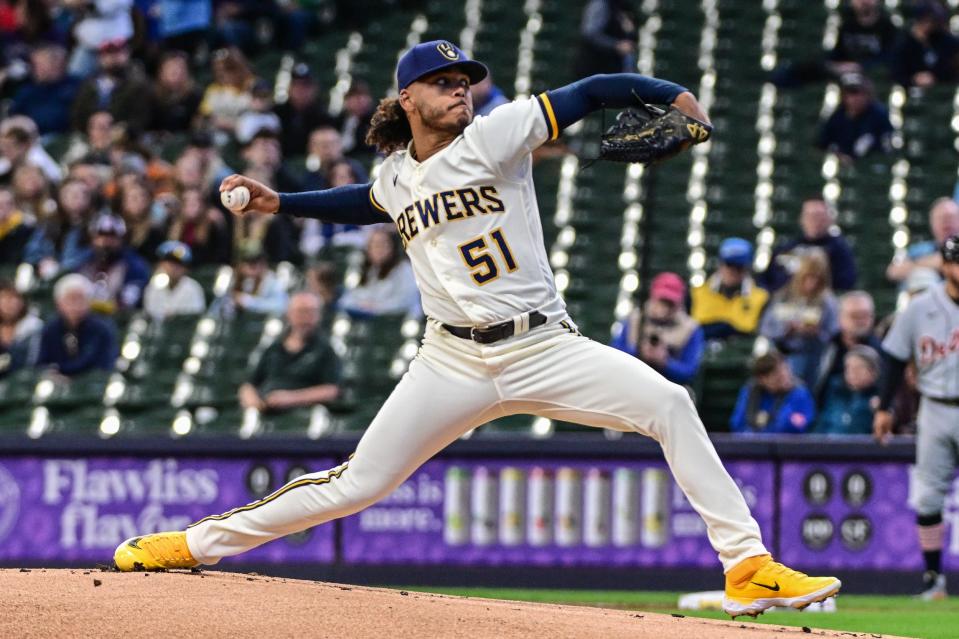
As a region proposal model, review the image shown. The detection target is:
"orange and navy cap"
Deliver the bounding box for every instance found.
[396,40,488,90]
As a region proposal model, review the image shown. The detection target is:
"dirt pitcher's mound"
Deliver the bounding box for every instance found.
[1,569,896,639]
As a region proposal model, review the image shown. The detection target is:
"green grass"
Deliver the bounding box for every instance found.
[398,587,959,639]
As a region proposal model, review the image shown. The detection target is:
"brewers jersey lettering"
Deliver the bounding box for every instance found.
[369,96,565,326]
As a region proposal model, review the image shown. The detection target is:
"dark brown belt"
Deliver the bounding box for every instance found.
[928,396,959,407]
[441,311,548,344]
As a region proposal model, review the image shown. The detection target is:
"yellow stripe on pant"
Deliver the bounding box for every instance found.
[187,459,350,528]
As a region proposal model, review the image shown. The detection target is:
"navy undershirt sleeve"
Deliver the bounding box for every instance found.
[545,73,689,131]
[877,351,907,411]
[277,183,390,225]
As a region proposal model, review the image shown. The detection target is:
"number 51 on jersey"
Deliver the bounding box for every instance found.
[458,228,518,285]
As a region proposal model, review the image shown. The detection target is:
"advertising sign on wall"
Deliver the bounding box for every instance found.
[340,459,775,568]
[0,457,336,564]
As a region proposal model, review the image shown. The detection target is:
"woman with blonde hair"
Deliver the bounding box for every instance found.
[198,47,256,136]
[760,251,839,387]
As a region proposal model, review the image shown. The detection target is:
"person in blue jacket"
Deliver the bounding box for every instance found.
[612,272,705,386]
[37,274,117,376]
[730,350,816,434]
[758,196,857,292]
[818,72,893,161]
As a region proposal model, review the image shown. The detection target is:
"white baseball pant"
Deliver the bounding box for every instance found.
[186,319,768,572]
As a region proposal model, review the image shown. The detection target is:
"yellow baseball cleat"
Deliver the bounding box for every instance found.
[113,532,199,571]
[723,554,841,618]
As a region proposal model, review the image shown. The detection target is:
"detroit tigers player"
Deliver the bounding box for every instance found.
[875,234,959,600]
[114,40,840,618]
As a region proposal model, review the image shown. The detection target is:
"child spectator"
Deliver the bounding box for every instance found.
[167,187,231,265]
[818,73,893,161]
[730,351,816,434]
[339,229,420,318]
[37,274,118,376]
[0,282,42,376]
[760,252,840,388]
[612,272,705,386]
[690,237,769,340]
[143,241,206,321]
[815,345,880,435]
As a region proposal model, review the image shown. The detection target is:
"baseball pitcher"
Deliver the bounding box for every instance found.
[114,40,840,618]
[875,234,959,600]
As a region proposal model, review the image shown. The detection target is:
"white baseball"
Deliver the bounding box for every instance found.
[221,186,251,212]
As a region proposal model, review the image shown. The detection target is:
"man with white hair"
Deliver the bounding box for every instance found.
[36,274,118,376]
[887,197,959,284]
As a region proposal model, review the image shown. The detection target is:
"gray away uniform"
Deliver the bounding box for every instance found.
[883,283,959,515]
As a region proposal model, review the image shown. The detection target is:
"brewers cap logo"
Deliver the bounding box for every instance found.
[437,42,459,61]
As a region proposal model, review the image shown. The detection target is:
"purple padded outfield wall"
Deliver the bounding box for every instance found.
[0,455,955,570]
[0,457,336,563]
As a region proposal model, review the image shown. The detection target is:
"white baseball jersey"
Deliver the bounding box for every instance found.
[883,283,959,399]
[369,96,566,326]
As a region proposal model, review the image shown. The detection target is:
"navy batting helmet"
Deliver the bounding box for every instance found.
[943,234,959,264]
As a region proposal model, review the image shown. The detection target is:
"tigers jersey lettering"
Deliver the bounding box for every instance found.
[370,97,566,326]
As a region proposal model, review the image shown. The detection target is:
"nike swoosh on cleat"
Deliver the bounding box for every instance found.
[127,538,143,550]
[750,580,780,591]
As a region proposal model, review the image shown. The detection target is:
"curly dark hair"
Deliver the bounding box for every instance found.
[365,97,412,155]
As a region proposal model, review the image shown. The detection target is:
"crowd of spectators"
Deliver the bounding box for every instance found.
[0,0,431,421]
[0,0,955,437]
[613,190,955,437]
[767,0,959,163]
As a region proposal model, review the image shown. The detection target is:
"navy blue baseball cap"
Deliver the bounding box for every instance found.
[719,237,754,267]
[396,40,488,90]
[157,240,193,265]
